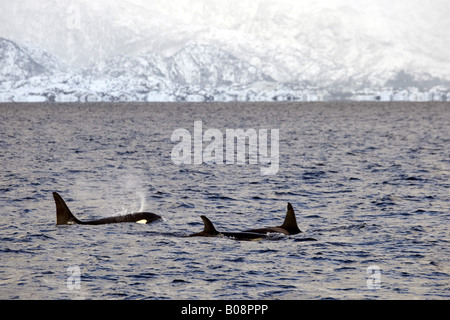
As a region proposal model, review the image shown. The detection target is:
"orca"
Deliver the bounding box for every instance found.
[243,202,301,235]
[53,192,161,225]
[189,215,266,241]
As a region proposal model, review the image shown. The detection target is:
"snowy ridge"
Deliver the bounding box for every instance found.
[166,45,273,86]
[0,38,48,82]
[0,38,448,102]
[0,39,323,102]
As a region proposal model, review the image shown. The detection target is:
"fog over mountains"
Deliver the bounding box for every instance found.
[1,0,449,101]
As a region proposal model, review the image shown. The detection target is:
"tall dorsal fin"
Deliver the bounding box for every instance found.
[200,215,219,235]
[280,202,301,234]
[53,192,81,225]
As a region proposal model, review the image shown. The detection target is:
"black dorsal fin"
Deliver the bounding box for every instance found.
[200,215,220,235]
[280,202,301,234]
[53,192,81,225]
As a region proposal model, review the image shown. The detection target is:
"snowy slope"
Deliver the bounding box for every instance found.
[0,39,292,102]
[86,45,272,86]
[0,38,48,81]
[1,0,449,90]
[0,37,448,102]
[166,45,273,86]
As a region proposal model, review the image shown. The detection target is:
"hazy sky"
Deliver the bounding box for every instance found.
[2,0,448,47]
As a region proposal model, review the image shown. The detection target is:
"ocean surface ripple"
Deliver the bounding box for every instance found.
[0,102,449,299]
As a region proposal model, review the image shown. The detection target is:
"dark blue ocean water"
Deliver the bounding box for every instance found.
[0,102,449,299]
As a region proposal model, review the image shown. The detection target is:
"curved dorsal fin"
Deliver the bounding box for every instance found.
[280,202,301,234]
[53,192,81,225]
[200,215,219,235]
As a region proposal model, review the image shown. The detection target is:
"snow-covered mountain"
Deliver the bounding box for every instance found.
[166,45,273,87]
[88,45,273,87]
[0,38,299,102]
[0,36,448,102]
[0,37,48,82]
[1,0,449,92]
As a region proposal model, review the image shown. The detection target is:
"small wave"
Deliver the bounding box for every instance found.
[172,279,190,283]
[225,257,245,263]
[206,194,237,201]
[294,237,318,242]
[274,191,301,196]
[131,272,158,279]
[176,202,195,209]
[313,223,367,233]
[302,170,327,180]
